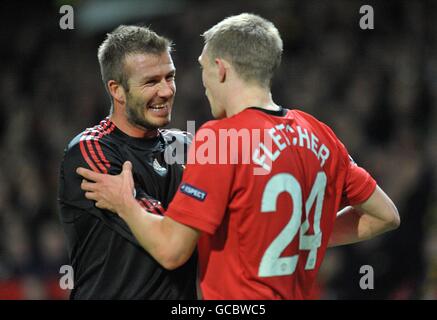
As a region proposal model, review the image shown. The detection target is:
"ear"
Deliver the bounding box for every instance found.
[215,58,227,83]
[108,80,126,104]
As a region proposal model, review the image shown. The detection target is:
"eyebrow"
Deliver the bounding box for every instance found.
[141,69,176,82]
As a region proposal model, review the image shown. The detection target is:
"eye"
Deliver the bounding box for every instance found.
[166,74,175,81]
[144,79,158,86]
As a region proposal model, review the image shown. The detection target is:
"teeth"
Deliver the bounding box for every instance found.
[150,104,166,109]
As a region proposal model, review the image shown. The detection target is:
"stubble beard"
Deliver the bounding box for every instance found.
[125,94,163,130]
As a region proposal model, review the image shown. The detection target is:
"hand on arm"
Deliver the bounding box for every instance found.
[328,185,400,247]
[76,162,200,269]
[77,161,136,213]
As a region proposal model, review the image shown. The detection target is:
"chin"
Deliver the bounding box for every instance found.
[142,110,171,128]
[153,118,171,128]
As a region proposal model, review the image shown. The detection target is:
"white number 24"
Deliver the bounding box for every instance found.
[258,172,327,277]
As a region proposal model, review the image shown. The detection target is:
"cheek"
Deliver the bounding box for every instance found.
[129,92,148,111]
[201,71,207,86]
[170,82,176,95]
[137,89,155,105]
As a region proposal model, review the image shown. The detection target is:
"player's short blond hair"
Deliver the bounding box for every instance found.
[202,13,283,88]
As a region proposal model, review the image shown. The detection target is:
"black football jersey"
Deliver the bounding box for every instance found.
[58,117,197,299]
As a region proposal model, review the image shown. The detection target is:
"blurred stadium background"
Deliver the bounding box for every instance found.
[0,0,436,299]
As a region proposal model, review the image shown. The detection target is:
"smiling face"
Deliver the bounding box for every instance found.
[123,51,176,129]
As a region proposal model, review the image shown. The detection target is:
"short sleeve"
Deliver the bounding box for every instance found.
[338,144,377,206]
[165,123,235,235]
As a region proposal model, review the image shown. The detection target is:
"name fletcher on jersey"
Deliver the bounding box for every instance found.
[253,123,331,173]
[182,121,330,175]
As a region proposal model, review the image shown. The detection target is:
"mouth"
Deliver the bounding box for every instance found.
[147,103,170,117]
[149,103,168,110]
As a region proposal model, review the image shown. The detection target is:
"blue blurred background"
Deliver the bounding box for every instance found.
[0,0,435,299]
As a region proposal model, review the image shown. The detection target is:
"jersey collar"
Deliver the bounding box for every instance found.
[247,106,287,116]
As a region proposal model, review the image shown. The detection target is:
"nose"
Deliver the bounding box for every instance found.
[157,79,174,98]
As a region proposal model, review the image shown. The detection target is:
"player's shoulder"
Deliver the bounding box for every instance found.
[197,112,260,131]
[288,109,322,124]
[64,118,116,156]
[194,119,226,133]
[289,109,338,138]
[160,128,193,146]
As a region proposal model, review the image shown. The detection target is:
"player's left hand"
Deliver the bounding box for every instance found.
[77,161,135,214]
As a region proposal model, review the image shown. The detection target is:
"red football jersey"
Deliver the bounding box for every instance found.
[165,107,376,299]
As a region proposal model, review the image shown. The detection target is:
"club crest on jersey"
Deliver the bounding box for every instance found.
[180,183,207,201]
[153,158,167,175]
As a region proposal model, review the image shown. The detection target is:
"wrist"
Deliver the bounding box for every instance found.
[117,196,140,220]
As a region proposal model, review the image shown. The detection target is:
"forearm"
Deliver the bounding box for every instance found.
[328,206,397,247]
[329,186,400,247]
[117,199,168,260]
[117,199,197,270]
[77,161,197,269]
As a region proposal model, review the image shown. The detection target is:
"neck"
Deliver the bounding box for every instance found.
[224,83,279,117]
[110,104,158,139]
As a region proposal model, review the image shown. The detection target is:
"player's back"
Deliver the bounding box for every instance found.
[200,107,351,299]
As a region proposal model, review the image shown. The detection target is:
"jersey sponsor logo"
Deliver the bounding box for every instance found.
[180,183,207,201]
[153,158,168,175]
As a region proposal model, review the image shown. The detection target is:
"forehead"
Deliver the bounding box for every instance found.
[124,52,175,78]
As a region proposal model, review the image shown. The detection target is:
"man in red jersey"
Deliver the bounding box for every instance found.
[77,13,400,299]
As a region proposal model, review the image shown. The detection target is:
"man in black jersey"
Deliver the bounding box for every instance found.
[58,25,197,299]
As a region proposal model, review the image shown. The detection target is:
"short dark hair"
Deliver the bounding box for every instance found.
[98,25,172,99]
